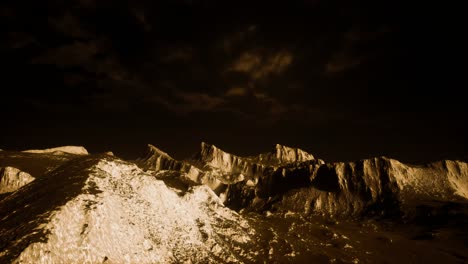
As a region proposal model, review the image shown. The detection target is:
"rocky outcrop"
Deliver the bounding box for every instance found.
[138,143,321,197]
[254,157,468,217]
[194,142,267,181]
[138,142,468,218]
[1,144,468,263]
[0,155,257,263]
[189,142,327,211]
[249,144,317,166]
[23,146,89,155]
[194,142,320,180]
[0,167,34,194]
[138,144,186,172]
[137,144,225,193]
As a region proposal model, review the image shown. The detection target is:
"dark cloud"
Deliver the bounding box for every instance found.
[1,0,466,163]
[227,50,293,81]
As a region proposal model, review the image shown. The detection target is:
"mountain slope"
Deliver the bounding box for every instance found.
[0,155,256,263]
[0,149,86,178]
[137,144,225,192]
[139,143,468,219]
[138,143,321,202]
[249,144,317,166]
[278,157,467,215]
[1,144,468,263]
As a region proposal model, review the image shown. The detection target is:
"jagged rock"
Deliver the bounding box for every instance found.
[250,144,317,166]
[0,155,256,263]
[190,142,325,210]
[1,144,468,263]
[195,142,270,180]
[141,142,468,218]
[0,167,34,194]
[196,142,319,176]
[270,157,468,217]
[138,143,321,202]
[23,146,89,155]
[137,144,225,193]
[138,144,191,172]
[225,159,324,211]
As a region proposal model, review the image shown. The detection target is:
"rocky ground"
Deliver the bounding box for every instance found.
[1,145,467,263]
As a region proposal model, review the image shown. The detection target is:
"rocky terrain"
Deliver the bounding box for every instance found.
[1,144,467,263]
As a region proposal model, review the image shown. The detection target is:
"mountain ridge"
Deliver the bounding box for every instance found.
[1,144,467,263]
[22,146,89,155]
[138,142,468,218]
[0,154,257,263]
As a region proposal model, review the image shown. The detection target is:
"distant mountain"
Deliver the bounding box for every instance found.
[137,142,322,202]
[0,148,87,178]
[1,144,467,263]
[138,142,468,218]
[136,144,225,193]
[22,146,89,155]
[248,143,318,166]
[267,157,468,217]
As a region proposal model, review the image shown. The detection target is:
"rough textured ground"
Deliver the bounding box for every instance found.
[1,155,256,263]
[1,145,467,263]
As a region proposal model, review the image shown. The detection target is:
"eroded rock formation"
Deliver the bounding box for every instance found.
[139,143,468,218]
[0,167,34,194]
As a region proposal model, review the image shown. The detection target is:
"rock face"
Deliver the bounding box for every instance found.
[285,158,468,215]
[137,144,224,192]
[250,144,317,166]
[1,144,468,263]
[138,144,192,172]
[0,155,256,263]
[196,142,319,176]
[194,142,266,184]
[224,156,468,216]
[0,167,34,194]
[23,146,89,155]
[139,143,468,218]
[227,156,468,217]
[138,143,321,201]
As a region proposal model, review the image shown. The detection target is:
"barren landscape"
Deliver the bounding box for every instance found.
[1,144,467,263]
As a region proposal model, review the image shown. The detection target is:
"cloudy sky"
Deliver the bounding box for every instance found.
[1,0,466,163]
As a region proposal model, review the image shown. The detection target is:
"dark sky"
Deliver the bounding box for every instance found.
[1,0,466,163]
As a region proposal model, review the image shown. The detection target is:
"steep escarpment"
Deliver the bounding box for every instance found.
[194,142,269,181]
[196,142,319,177]
[138,143,320,200]
[139,143,468,219]
[0,155,257,263]
[249,144,318,166]
[192,142,321,188]
[254,157,468,217]
[1,144,468,263]
[137,144,188,172]
[225,160,324,211]
[137,144,225,193]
